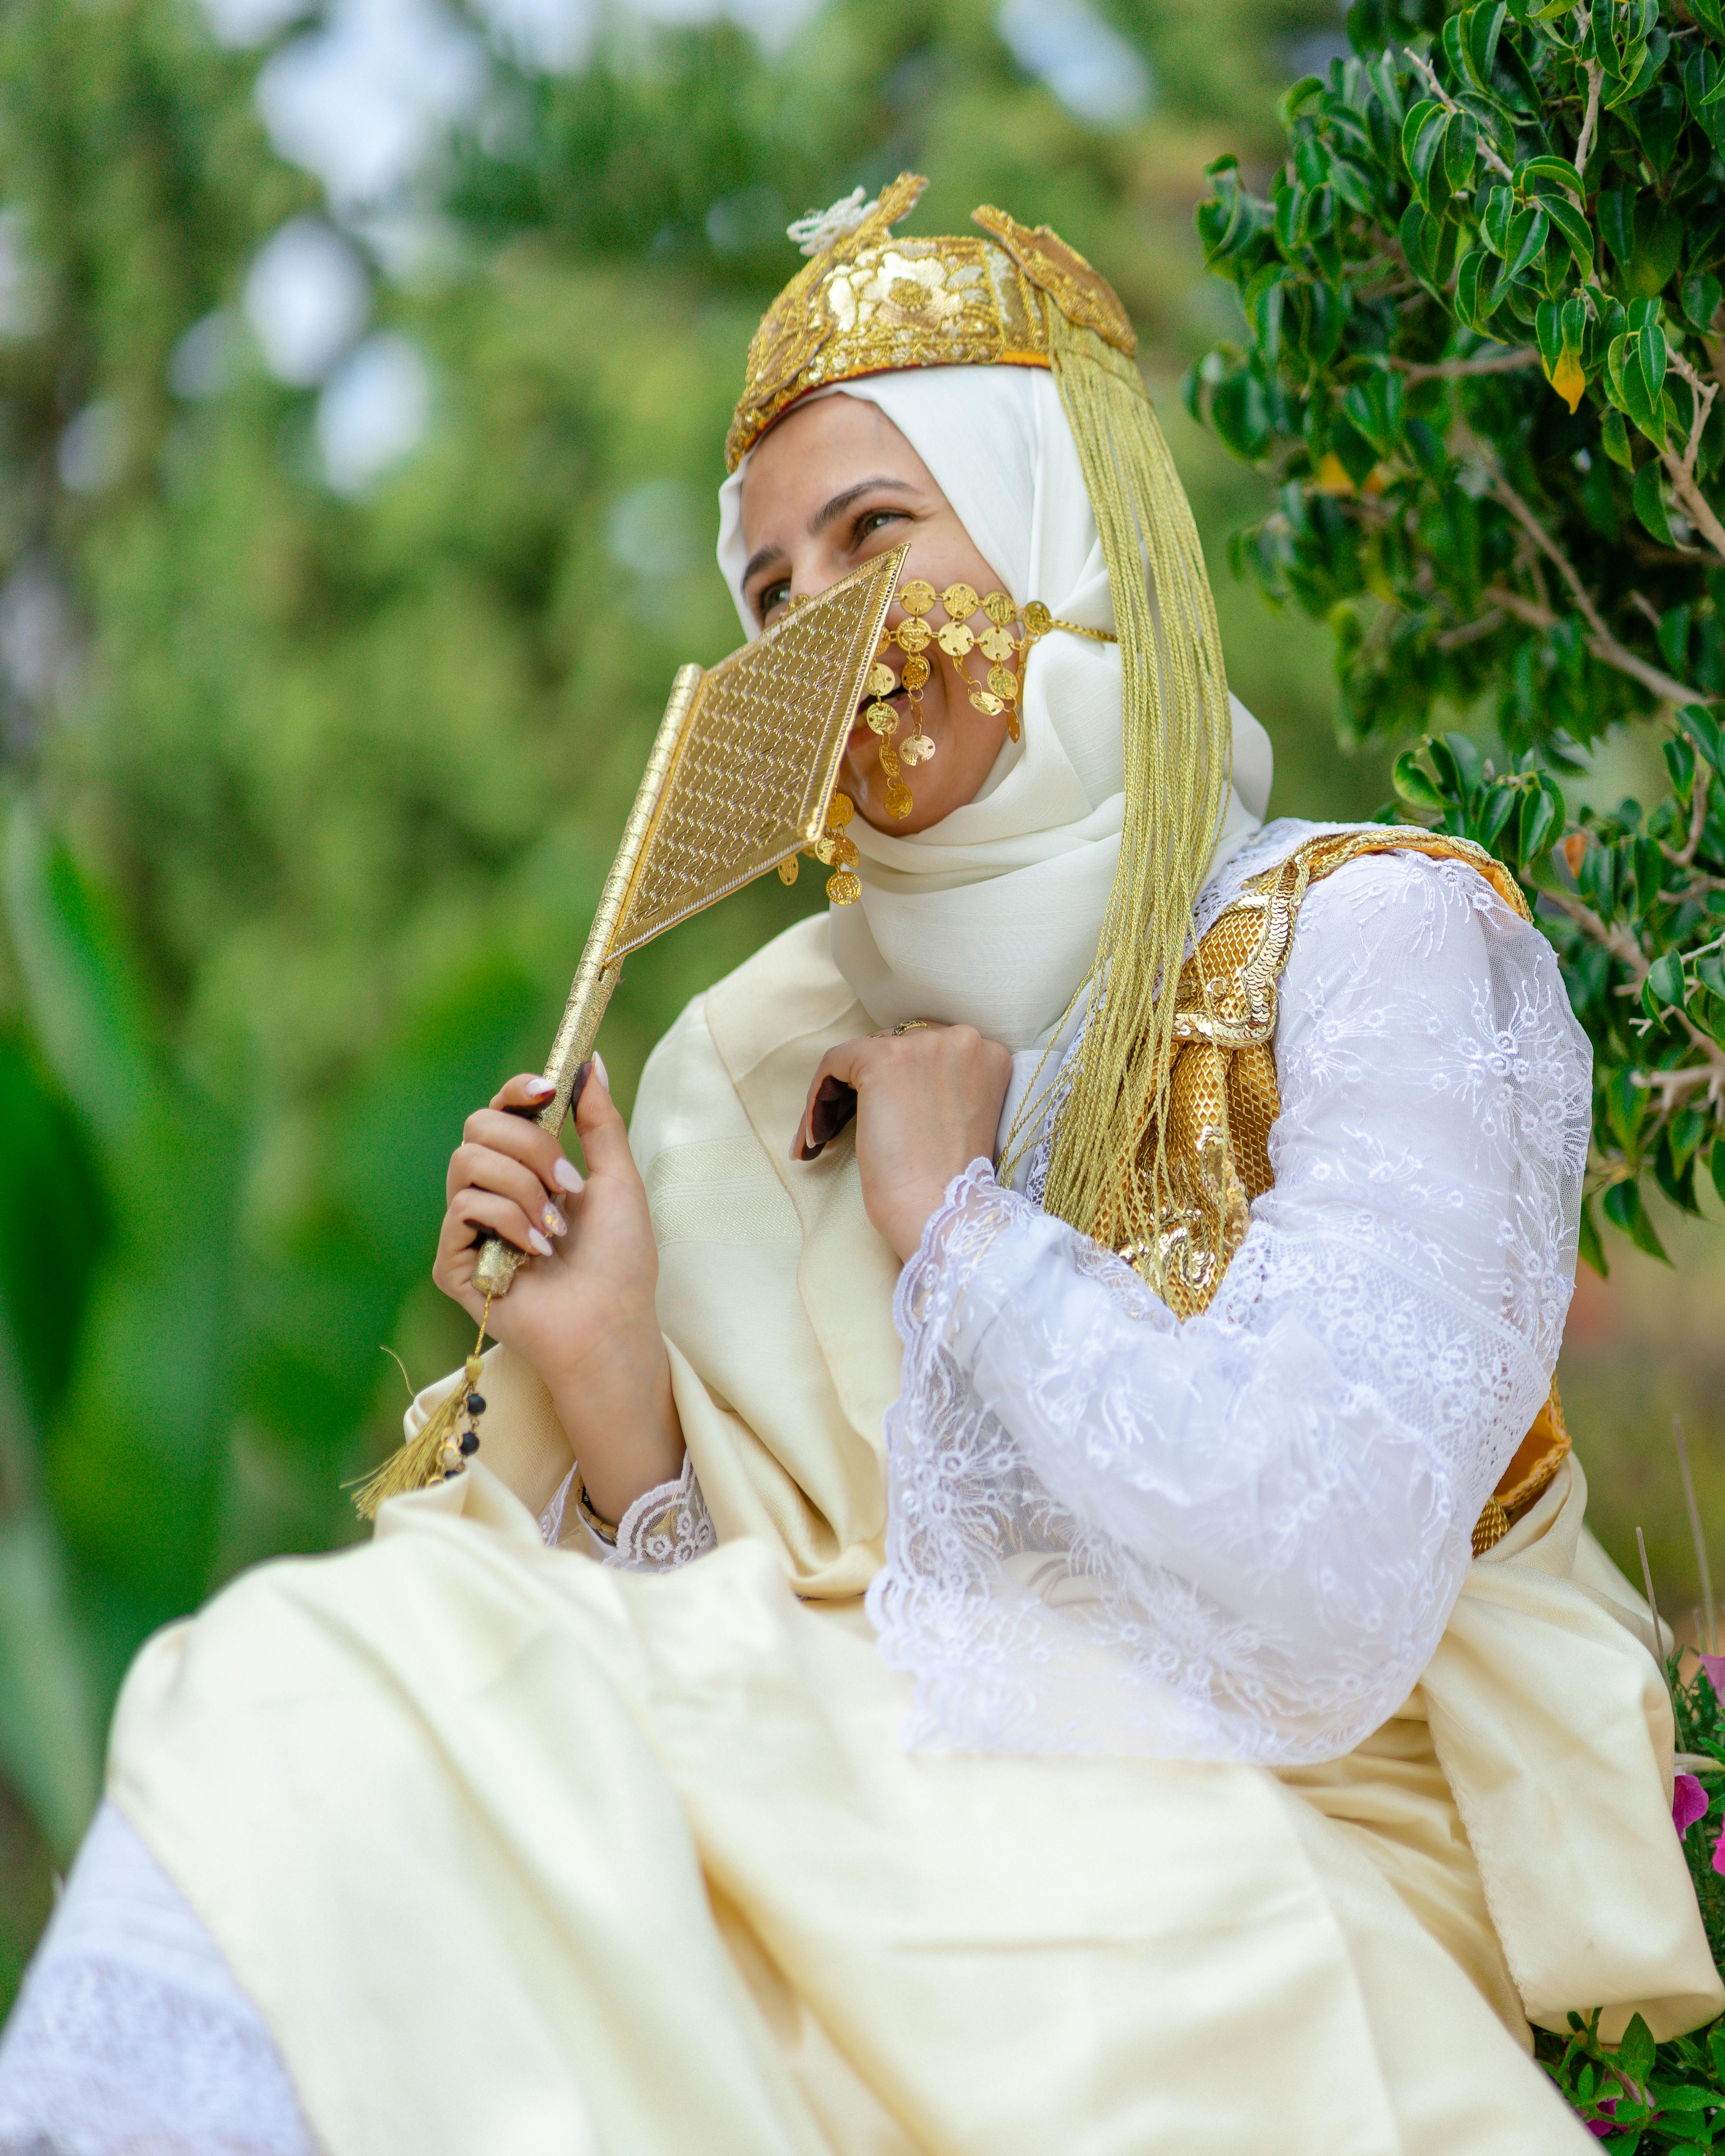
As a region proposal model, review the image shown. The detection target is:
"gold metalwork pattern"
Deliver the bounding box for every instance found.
[471,544,908,1305]
[877,583,1114,752]
[608,543,908,957]
[725,174,1136,470]
[1098,825,1567,1552]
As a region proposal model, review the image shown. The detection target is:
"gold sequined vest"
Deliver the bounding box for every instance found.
[1096,826,1570,1556]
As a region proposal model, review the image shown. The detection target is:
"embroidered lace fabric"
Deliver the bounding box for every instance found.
[539,1452,716,1570]
[0,1801,317,2156]
[866,830,1590,1764]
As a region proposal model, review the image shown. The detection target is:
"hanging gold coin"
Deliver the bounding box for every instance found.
[878,739,901,777]
[894,617,931,654]
[866,700,898,735]
[866,661,897,699]
[978,624,1016,663]
[901,652,930,689]
[827,791,854,825]
[899,579,936,615]
[940,582,979,622]
[982,591,1015,625]
[778,857,799,885]
[988,664,1017,700]
[969,690,1004,715]
[827,869,862,904]
[884,779,914,819]
[1023,600,1053,638]
[936,621,975,658]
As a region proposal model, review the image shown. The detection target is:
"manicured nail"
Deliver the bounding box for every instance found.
[542,1202,567,1237]
[593,1052,610,1091]
[553,1158,584,1193]
[569,1059,592,1110]
[522,1074,555,1098]
[528,1229,553,1257]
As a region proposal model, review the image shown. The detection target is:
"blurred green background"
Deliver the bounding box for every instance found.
[0,0,1718,2004]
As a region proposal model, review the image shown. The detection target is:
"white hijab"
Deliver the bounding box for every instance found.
[716,365,1273,1052]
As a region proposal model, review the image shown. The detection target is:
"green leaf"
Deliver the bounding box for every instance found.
[1516,155,1584,194]
[1679,702,1725,777]
[1619,2014,1657,2086]
[1466,1,1508,84]
[1683,273,1722,333]
[1445,109,1479,190]
[1518,779,1558,859]
[0,1513,102,1863]
[1578,1193,1608,1276]
[1634,457,1675,541]
[1393,749,1446,809]
[1603,1178,1671,1261]
[1402,99,1446,183]
[1601,406,1633,466]
[1432,729,1484,796]
[1713,1137,1725,1210]
[1504,202,1549,283]
[1639,318,1668,403]
[1536,296,1563,373]
[1598,188,1634,271]
[1482,183,1515,256]
[1545,193,1594,275]
[1646,948,1688,1008]
[1696,0,1725,38]
[1278,74,1326,129]
[1457,247,1491,324]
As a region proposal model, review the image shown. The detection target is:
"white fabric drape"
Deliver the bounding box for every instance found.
[717,365,1272,1050]
[865,824,1592,1763]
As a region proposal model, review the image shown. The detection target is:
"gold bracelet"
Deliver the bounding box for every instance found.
[572,1469,618,1546]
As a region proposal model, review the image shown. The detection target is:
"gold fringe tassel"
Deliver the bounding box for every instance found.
[347,1300,492,1522]
[1031,309,1234,1256]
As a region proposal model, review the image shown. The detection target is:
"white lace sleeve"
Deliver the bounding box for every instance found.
[0,1801,316,2156]
[866,851,1590,1765]
[539,1455,716,1570]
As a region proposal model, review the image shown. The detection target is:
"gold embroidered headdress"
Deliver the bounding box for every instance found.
[733,175,1235,1265]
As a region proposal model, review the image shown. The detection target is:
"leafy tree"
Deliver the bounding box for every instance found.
[1188,0,1725,1273]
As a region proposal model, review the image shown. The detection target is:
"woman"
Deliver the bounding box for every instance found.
[0,176,1716,2156]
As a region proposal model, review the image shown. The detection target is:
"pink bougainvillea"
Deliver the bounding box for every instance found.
[1675,1773,1710,1836]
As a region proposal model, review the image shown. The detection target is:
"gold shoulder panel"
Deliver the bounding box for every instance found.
[1098,823,1565,1550]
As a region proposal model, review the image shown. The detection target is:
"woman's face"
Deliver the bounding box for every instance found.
[737,394,1013,834]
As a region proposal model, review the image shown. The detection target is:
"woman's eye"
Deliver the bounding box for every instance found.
[759,579,791,618]
[857,510,901,540]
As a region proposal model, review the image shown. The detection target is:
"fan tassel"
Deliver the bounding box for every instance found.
[349,1302,492,1522]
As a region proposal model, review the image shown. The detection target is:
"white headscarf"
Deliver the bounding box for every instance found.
[716,365,1273,1052]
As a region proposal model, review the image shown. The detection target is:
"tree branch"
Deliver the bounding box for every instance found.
[1542,885,1649,974]
[1483,583,1703,705]
[1391,347,1538,382]
[1490,472,1612,640]
[1574,56,1603,179]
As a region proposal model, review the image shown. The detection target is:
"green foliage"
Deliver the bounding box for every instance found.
[1190,0,1725,1266]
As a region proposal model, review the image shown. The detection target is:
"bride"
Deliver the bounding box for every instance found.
[0,176,1717,2156]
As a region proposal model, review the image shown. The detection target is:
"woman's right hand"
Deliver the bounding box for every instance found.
[432,1060,685,1519]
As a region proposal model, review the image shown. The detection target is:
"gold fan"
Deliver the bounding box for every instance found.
[350,543,906,1516]
[471,540,908,1298]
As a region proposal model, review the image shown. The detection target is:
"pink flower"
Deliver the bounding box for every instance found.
[1715,1819,1725,1879]
[1675,1773,1710,1836]
[1700,1653,1725,1699]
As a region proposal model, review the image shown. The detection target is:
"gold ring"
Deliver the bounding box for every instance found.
[891,1020,931,1035]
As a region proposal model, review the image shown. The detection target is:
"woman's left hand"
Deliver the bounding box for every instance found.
[794,1024,1012,1262]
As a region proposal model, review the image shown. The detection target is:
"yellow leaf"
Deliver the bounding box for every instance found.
[1545,349,1586,414]
[1312,452,1356,496]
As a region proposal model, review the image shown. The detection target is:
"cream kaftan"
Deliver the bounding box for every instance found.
[0,834,1717,2156]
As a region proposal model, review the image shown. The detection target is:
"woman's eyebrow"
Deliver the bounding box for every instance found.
[742,477,918,594]
[810,476,915,535]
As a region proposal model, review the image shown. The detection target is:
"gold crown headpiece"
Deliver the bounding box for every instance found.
[733,175,1235,1279]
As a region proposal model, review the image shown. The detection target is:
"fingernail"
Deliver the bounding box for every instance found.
[542,1202,567,1237]
[569,1059,592,1110]
[553,1158,584,1193]
[593,1052,610,1091]
[522,1074,555,1098]
[528,1229,553,1257]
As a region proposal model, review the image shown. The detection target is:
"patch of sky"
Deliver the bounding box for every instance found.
[316,332,433,493]
[995,0,1153,129]
[244,218,370,386]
